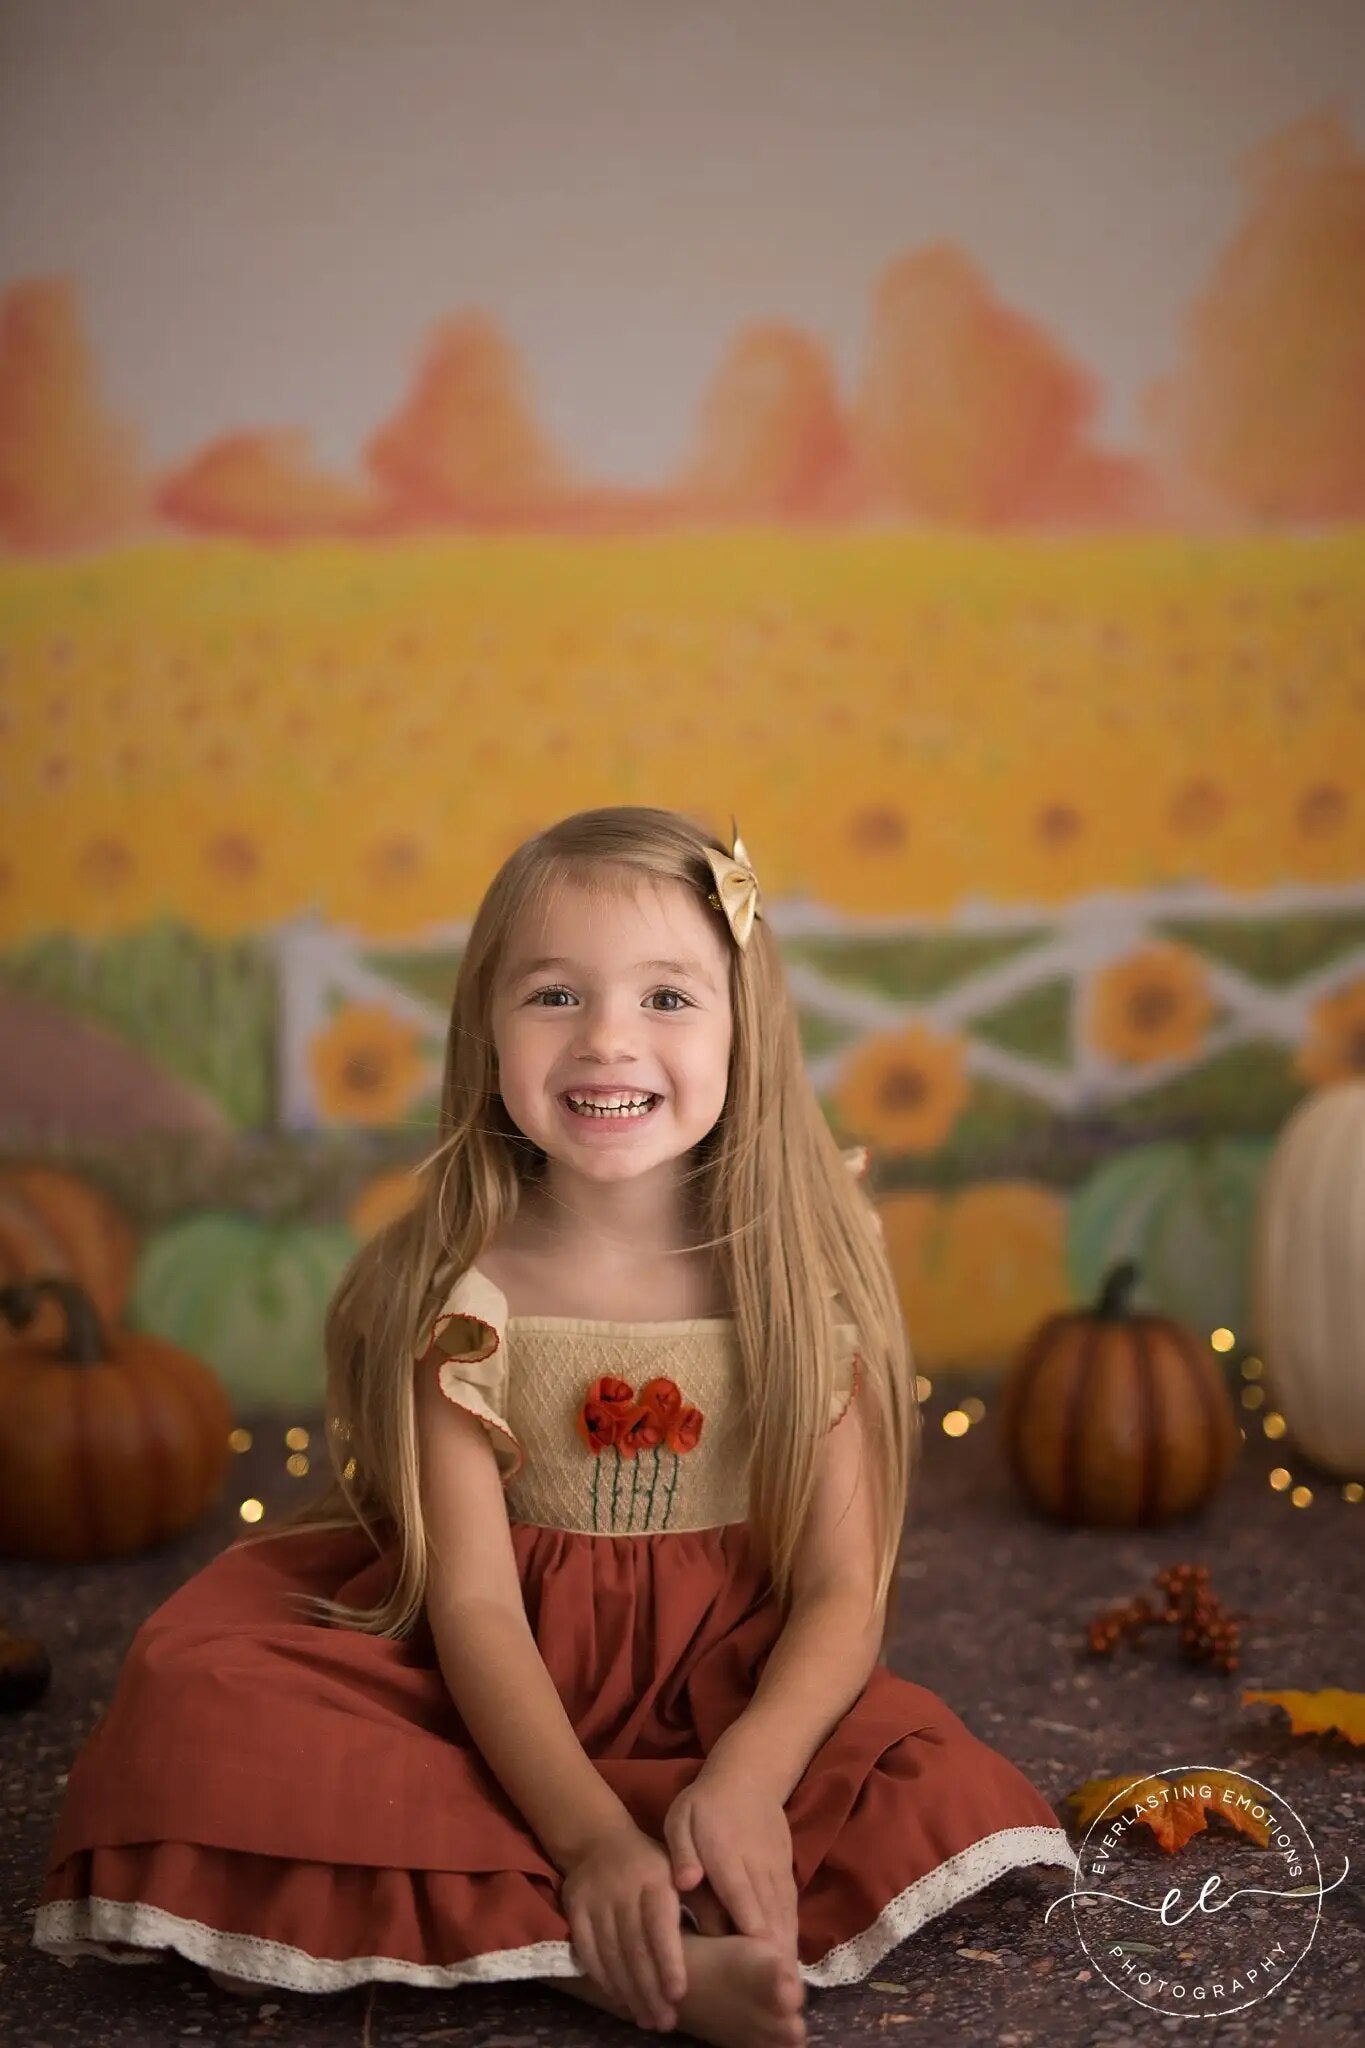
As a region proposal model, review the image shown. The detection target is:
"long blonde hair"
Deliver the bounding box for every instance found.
[240,805,920,1642]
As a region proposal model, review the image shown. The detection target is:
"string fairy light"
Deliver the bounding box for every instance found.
[1221,1337,1364,1509]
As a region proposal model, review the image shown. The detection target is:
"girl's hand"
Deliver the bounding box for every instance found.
[664,1764,800,1959]
[560,1819,688,2031]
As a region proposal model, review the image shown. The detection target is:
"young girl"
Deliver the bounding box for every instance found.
[33,805,1078,2045]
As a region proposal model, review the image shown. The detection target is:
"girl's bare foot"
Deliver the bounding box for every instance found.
[550,1927,807,2045]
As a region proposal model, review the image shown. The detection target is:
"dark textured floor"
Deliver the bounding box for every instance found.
[3,1393,1362,2048]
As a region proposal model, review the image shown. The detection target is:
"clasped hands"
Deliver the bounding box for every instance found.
[560,1759,799,2032]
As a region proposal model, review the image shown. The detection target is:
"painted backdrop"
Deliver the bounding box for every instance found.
[1,0,1363,1406]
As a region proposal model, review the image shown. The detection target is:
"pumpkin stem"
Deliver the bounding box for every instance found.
[1094,1259,1142,1320]
[0,1277,109,1363]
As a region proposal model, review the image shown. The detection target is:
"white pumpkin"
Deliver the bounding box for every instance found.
[1250,1079,1365,1478]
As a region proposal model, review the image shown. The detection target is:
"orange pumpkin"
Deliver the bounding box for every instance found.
[999,1259,1241,1527]
[0,1276,235,1561]
[0,1165,138,1354]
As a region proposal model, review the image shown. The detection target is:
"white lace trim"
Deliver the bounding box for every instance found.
[31,1827,1077,1993]
[800,1824,1080,1987]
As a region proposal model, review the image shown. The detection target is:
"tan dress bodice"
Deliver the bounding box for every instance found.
[415,1265,860,1537]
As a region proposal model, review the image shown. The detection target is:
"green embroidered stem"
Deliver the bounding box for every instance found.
[662,1450,680,1529]
[644,1446,662,1530]
[628,1452,641,1530]
[591,1455,601,1531]
[610,1446,622,1529]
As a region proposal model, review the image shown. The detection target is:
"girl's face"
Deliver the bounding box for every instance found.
[491,876,734,1184]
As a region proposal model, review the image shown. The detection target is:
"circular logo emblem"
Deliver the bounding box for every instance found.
[1051,1764,1339,2018]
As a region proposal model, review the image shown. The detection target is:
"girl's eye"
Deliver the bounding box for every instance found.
[528,986,692,1011]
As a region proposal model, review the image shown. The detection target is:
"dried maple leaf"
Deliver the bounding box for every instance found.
[1065,1771,1271,1854]
[1242,1687,1365,1744]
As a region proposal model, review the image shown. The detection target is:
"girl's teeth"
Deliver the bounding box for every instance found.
[566,1095,657,1118]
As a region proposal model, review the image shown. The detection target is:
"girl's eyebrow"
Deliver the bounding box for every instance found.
[508,954,718,991]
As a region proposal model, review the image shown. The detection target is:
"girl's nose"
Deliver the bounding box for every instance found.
[569,998,641,1059]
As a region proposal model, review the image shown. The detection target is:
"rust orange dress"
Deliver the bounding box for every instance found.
[33,1265,1079,1995]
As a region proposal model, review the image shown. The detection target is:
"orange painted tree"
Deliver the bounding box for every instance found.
[1146,111,1365,522]
[157,429,378,539]
[0,278,146,551]
[365,312,571,525]
[852,244,1153,527]
[677,322,860,519]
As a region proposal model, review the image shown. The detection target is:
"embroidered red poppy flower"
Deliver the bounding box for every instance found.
[616,1403,668,1457]
[638,1379,703,1453]
[576,1373,637,1452]
[638,1377,684,1425]
[665,1404,704,1454]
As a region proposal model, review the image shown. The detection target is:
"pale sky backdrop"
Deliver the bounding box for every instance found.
[1,0,1362,485]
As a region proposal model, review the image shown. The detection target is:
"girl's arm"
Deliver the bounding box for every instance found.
[702,1397,886,1805]
[414,1362,631,1871]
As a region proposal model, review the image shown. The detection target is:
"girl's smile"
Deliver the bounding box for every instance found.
[558,1087,665,1135]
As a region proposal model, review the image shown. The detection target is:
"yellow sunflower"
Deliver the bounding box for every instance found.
[155,779,313,935]
[1087,941,1216,1066]
[986,728,1164,905]
[781,747,978,915]
[1295,977,1365,1087]
[2,785,144,936]
[1287,767,1359,882]
[310,1004,431,1125]
[835,1024,972,1154]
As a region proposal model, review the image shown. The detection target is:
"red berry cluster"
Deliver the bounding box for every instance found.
[1085,1563,1242,1673]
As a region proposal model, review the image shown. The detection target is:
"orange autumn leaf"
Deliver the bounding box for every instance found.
[1242,1688,1365,1744]
[1065,1773,1271,1855]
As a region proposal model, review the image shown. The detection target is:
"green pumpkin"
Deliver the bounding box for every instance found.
[129,1214,358,1407]
[1068,1138,1271,1337]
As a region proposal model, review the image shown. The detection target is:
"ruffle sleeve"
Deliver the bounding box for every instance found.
[843,1143,885,1239]
[414,1266,525,1483]
[828,1306,863,1434]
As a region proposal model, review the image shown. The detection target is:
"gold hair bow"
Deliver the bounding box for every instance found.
[703,819,764,950]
